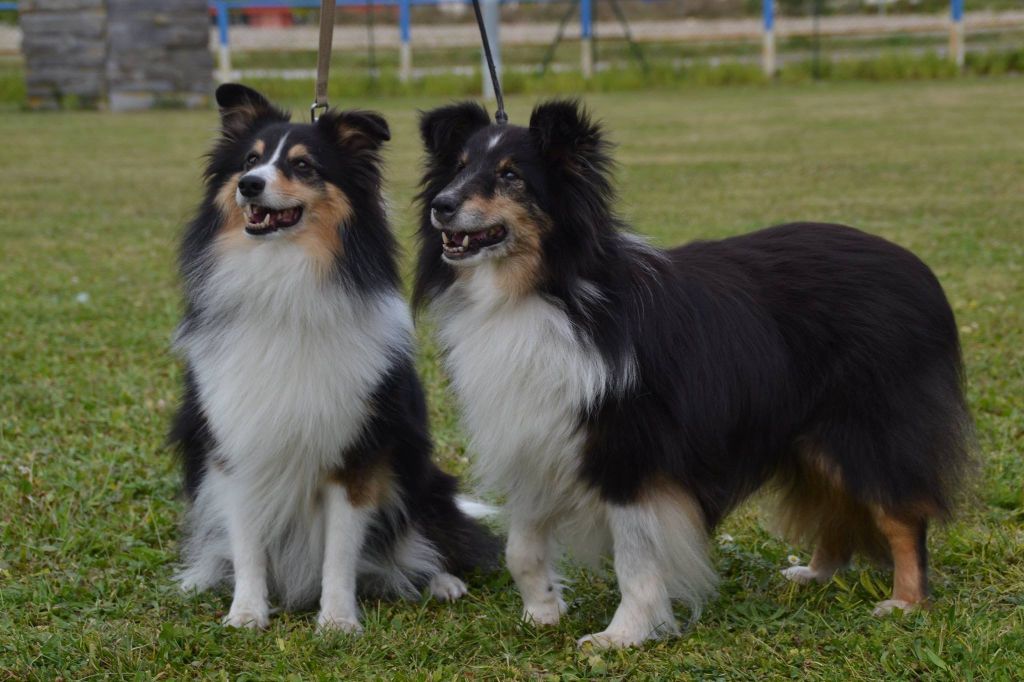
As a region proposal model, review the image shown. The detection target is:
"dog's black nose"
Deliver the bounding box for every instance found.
[238,175,265,198]
[431,195,459,223]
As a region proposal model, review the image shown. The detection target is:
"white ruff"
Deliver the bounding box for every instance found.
[433,264,618,561]
[174,238,421,606]
[434,259,716,633]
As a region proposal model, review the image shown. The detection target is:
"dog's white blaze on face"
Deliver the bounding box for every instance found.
[235,134,290,208]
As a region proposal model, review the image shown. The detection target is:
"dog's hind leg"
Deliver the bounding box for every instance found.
[781,532,853,585]
[776,448,871,587]
[506,518,566,626]
[871,510,928,616]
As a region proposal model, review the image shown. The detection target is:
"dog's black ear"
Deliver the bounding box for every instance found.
[215,83,289,139]
[317,110,391,153]
[529,99,608,172]
[419,102,490,164]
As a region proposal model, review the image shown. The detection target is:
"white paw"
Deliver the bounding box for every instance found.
[316,610,363,634]
[577,628,652,649]
[523,597,567,626]
[178,579,201,594]
[781,565,825,585]
[429,573,468,602]
[872,599,917,617]
[223,605,269,629]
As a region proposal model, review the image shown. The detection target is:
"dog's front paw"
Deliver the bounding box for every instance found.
[223,605,270,629]
[523,597,567,626]
[872,599,918,617]
[429,572,468,602]
[577,628,652,649]
[317,610,363,635]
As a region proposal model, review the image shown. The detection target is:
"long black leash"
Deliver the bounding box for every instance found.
[311,0,337,122]
[470,0,508,125]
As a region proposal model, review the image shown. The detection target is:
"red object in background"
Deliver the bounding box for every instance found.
[243,8,294,27]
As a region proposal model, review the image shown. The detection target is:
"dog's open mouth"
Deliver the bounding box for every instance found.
[441,225,508,259]
[244,205,304,236]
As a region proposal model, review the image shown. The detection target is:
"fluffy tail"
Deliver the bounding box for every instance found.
[418,470,503,576]
[455,495,500,520]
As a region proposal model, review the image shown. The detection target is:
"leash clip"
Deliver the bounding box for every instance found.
[310,100,328,123]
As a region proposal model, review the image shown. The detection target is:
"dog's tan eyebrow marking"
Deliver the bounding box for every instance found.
[497,158,516,172]
[287,144,310,160]
[251,140,266,156]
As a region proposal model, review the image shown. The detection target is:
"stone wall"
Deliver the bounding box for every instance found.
[106,0,211,111]
[20,0,107,109]
[19,0,212,111]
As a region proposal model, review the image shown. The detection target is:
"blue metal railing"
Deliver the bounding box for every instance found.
[208,0,545,53]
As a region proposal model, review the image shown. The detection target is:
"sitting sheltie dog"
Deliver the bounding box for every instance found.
[414,100,971,648]
[169,84,497,631]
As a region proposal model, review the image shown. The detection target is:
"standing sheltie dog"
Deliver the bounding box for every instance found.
[169,84,497,632]
[413,100,971,648]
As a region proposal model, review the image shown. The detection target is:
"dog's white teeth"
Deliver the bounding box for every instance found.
[442,232,450,245]
[462,235,470,247]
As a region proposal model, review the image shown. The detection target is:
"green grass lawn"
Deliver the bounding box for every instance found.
[2,78,1022,679]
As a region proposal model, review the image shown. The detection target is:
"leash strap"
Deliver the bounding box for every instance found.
[471,0,508,124]
[312,0,337,122]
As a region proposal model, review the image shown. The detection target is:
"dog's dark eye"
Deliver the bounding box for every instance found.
[292,158,311,171]
[500,169,519,181]
[244,153,260,169]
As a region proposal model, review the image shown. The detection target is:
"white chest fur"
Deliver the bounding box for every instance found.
[177,241,411,499]
[434,266,615,542]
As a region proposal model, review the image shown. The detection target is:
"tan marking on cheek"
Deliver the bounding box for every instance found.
[294,184,351,278]
[463,194,549,299]
[213,172,251,252]
[327,457,394,508]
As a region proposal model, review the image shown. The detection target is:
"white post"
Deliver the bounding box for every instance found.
[215,2,232,82]
[400,43,412,83]
[580,0,593,79]
[219,45,232,83]
[399,0,412,83]
[762,0,776,77]
[950,0,965,69]
[480,0,501,99]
